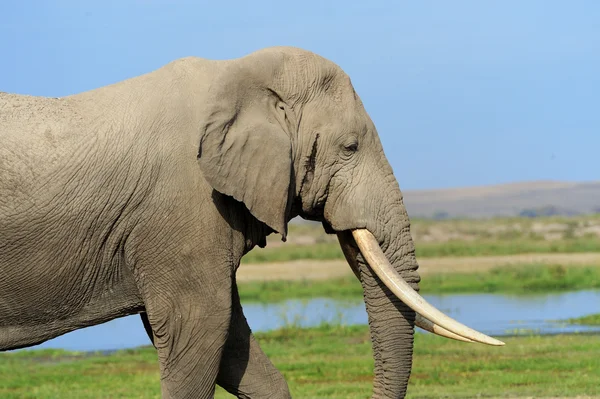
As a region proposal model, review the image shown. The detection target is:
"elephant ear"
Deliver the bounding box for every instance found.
[197,86,295,239]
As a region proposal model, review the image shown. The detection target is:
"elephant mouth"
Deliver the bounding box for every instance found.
[341,229,505,346]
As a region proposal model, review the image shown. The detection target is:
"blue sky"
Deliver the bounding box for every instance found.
[1,1,598,190]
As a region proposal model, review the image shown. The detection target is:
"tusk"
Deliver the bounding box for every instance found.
[352,229,505,346]
[338,232,362,281]
[338,231,475,343]
[415,314,474,343]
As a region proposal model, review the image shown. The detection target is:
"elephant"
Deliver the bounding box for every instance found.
[0,46,502,398]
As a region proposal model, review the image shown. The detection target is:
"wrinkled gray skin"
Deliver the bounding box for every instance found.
[0,47,421,398]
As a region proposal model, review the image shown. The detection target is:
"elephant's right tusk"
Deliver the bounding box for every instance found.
[415,314,474,343]
[352,229,505,346]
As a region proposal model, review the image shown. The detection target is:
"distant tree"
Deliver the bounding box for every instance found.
[432,210,450,220]
[518,206,571,218]
[519,209,538,218]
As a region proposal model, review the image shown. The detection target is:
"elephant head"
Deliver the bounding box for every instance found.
[197,47,502,397]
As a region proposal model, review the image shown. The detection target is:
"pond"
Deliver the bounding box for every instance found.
[19,290,600,352]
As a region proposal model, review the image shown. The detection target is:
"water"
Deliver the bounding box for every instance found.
[21,290,600,352]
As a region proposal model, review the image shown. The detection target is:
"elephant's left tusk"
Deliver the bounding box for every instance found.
[352,229,505,346]
[415,314,474,343]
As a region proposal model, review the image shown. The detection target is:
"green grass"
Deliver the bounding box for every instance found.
[420,263,600,294]
[239,276,362,302]
[0,347,161,399]
[415,237,600,258]
[2,326,599,398]
[567,313,600,326]
[243,242,343,263]
[243,237,600,264]
[238,264,600,302]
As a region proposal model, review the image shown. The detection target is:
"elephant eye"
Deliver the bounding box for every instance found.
[343,142,359,153]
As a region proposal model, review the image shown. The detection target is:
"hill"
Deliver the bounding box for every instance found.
[402,180,600,219]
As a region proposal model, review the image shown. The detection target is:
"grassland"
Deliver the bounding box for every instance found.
[238,263,600,302]
[244,241,344,263]
[243,237,600,263]
[2,325,599,398]
[419,263,600,294]
[243,216,600,264]
[568,313,600,325]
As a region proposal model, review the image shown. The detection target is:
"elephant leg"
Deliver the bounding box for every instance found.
[139,258,234,399]
[216,279,291,399]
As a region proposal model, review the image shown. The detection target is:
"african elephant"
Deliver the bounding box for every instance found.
[0,47,502,398]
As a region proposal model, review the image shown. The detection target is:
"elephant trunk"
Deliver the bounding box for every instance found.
[336,178,503,397]
[361,262,416,398]
[338,195,420,398]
